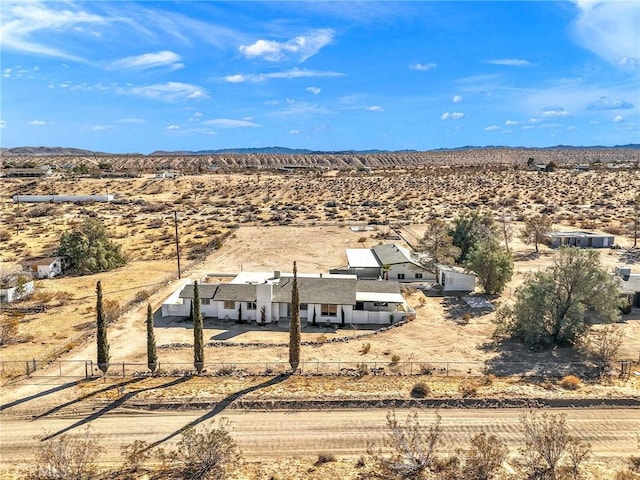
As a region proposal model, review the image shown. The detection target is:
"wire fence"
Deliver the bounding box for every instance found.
[2,358,630,381]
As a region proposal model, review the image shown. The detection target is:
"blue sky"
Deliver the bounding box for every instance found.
[1,1,638,153]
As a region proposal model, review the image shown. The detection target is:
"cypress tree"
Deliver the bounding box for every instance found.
[289,262,301,372]
[193,281,204,374]
[146,303,157,372]
[96,281,110,374]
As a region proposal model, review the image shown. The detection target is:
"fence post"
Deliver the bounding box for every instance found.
[85,361,89,380]
[32,358,36,374]
[122,362,125,378]
[410,362,413,375]
[446,362,449,377]
[59,361,62,377]
[26,360,30,377]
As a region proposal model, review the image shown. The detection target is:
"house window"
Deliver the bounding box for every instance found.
[201,298,210,305]
[355,301,364,311]
[415,273,423,279]
[224,300,235,309]
[300,303,308,311]
[321,304,337,316]
[247,302,256,310]
[397,274,405,279]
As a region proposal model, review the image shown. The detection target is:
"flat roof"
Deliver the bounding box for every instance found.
[546,231,613,238]
[346,248,380,268]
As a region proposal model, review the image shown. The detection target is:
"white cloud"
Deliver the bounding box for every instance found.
[484,125,500,131]
[540,106,570,118]
[0,1,106,61]
[289,129,300,135]
[92,125,110,130]
[201,119,261,128]
[165,124,181,130]
[410,62,437,71]
[119,82,208,101]
[505,120,519,126]
[366,105,384,112]
[452,95,463,103]
[613,115,624,123]
[271,102,331,116]
[440,112,465,120]
[3,68,13,77]
[587,96,633,110]
[109,50,183,70]
[239,28,334,62]
[0,120,7,129]
[306,86,321,95]
[571,1,640,68]
[486,59,531,67]
[28,120,46,125]
[223,68,343,83]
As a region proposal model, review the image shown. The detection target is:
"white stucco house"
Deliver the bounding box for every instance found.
[162,271,413,325]
[0,274,35,303]
[345,244,436,282]
[21,256,67,279]
[436,264,476,293]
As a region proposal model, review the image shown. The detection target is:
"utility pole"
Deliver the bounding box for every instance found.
[174,211,181,279]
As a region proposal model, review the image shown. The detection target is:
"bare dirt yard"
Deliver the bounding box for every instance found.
[1,165,639,479]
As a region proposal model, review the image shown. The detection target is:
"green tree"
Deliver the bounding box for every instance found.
[146,303,157,373]
[193,281,204,374]
[497,247,622,349]
[465,239,514,295]
[289,261,301,372]
[96,281,110,374]
[520,214,553,252]
[58,218,126,275]
[419,218,461,265]
[449,210,499,264]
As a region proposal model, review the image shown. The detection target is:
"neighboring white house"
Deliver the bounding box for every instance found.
[436,264,476,293]
[155,170,181,179]
[21,256,67,279]
[615,266,640,309]
[345,244,435,282]
[162,270,413,325]
[0,274,35,303]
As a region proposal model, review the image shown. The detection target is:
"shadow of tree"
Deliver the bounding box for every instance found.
[1,381,82,412]
[31,377,146,420]
[144,373,291,450]
[40,376,191,441]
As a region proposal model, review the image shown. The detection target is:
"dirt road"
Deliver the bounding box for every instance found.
[1,408,637,468]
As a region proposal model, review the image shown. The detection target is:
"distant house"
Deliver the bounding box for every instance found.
[2,165,53,178]
[0,274,35,303]
[615,266,640,308]
[436,265,476,293]
[163,271,413,325]
[344,244,435,282]
[155,170,181,179]
[544,231,615,249]
[21,256,67,279]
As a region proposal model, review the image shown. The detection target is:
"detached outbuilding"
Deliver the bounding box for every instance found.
[616,266,640,308]
[21,256,67,279]
[544,231,615,249]
[436,264,476,293]
[0,274,35,303]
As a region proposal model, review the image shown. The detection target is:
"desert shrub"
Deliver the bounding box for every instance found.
[461,312,471,324]
[410,381,431,398]
[0,230,10,241]
[358,236,367,243]
[315,452,337,465]
[357,362,369,376]
[559,375,581,390]
[519,410,591,479]
[390,354,401,364]
[218,364,236,376]
[158,420,242,480]
[458,380,478,397]
[462,432,508,480]
[360,342,371,354]
[34,426,103,480]
[121,439,152,474]
[316,334,327,344]
[0,317,19,346]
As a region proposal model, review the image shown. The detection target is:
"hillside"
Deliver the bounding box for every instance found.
[1,146,639,171]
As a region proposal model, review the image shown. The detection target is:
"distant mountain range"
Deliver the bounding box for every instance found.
[2,144,639,157]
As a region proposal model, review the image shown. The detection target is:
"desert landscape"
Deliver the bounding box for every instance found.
[1,153,639,479]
